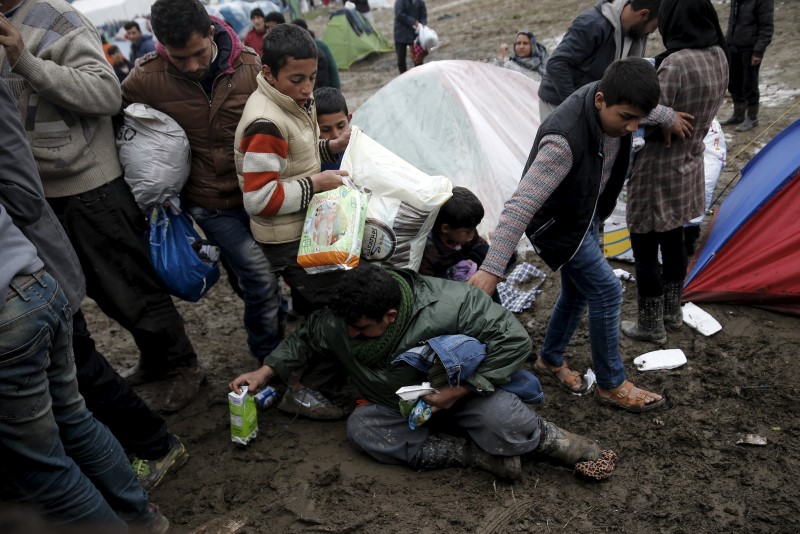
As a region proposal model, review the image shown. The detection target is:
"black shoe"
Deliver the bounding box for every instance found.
[162,366,206,413]
[120,363,167,386]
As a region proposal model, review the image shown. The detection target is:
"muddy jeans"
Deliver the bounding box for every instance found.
[0,272,152,527]
[540,220,626,390]
[346,389,543,465]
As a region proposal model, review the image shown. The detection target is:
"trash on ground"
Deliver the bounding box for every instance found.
[736,434,767,446]
[572,368,596,396]
[613,268,634,281]
[634,349,687,371]
[682,302,722,336]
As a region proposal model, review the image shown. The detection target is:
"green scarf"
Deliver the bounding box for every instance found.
[349,271,415,369]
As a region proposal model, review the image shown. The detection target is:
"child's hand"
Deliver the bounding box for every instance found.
[311,169,349,193]
[328,127,352,154]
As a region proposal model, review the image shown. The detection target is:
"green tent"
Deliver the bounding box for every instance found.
[322,10,393,70]
[287,0,303,22]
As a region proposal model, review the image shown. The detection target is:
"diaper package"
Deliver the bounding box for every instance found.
[297,183,368,273]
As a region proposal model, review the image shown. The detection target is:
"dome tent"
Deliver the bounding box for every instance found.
[351,60,541,239]
[683,118,800,315]
[322,9,393,70]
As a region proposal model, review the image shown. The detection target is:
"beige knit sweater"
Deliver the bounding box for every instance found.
[0,0,122,197]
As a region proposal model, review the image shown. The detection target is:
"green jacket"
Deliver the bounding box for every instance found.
[264,269,532,410]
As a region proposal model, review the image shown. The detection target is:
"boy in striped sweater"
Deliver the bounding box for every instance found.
[234,23,351,420]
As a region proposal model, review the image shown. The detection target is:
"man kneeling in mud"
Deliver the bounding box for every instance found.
[230,264,614,480]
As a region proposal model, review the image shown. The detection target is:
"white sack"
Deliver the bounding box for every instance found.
[117,103,191,211]
[417,25,438,52]
[689,118,727,225]
[341,127,453,270]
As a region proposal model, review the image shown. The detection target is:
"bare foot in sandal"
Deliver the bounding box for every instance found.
[533,357,589,394]
[595,380,665,412]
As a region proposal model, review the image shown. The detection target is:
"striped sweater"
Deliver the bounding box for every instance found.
[239,120,337,218]
[234,73,337,244]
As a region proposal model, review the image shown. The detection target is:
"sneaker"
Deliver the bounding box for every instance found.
[144,503,170,533]
[131,435,189,491]
[120,363,167,386]
[277,387,345,420]
[161,365,206,413]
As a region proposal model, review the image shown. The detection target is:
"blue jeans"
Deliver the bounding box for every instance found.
[0,272,152,527]
[393,335,544,404]
[188,206,282,358]
[540,221,626,390]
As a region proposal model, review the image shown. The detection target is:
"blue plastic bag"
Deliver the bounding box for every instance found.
[149,206,220,302]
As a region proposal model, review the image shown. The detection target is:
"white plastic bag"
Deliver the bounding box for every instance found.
[341,127,452,270]
[633,349,687,371]
[117,104,191,211]
[417,24,438,52]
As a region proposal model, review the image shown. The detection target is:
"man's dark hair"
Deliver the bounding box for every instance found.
[329,265,401,323]
[314,87,349,116]
[262,23,317,75]
[291,18,315,38]
[107,45,120,55]
[597,57,660,113]
[150,0,211,48]
[123,21,141,32]
[629,0,661,21]
[250,7,265,19]
[265,11,286,24]
[433,186,485,231]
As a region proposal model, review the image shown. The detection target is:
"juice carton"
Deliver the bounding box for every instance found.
[229,386,258,445]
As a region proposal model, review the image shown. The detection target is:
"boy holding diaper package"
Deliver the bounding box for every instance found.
[234,24,352,420]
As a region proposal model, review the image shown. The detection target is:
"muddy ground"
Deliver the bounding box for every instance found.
[84,0,800,532]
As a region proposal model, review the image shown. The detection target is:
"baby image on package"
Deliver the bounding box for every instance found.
[297,183,367,273]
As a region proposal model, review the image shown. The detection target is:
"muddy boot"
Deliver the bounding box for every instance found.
[621,295,667,344]
[410,435,522,480]
[720,101,745,126]
[663,282,683,331]
[736,103,759,132]
[535,420,601,466]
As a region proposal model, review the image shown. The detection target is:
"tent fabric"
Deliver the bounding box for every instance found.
[351,60,541,241]
[683,118,800,315]
[322,10,393,70]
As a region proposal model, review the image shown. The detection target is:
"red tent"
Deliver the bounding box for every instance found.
[683,119,800,315]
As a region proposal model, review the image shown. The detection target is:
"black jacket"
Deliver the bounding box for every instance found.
[524,82,631,271]
[394,0,426,43]
[726,0,774,56]
[537,0,648,106]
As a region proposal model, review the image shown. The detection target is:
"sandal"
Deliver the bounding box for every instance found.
[533,358,589,394]
[595,380,665,412]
